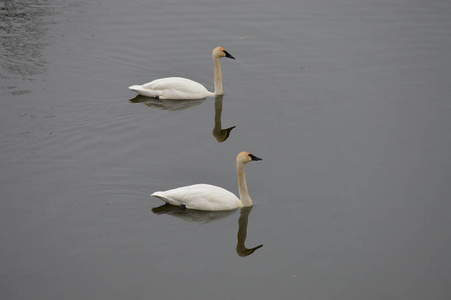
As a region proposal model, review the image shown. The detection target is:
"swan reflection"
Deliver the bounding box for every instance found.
[129,95,205,111]
[129,94,235,142]
[236,207,263,257]
[212,95,235,143]
[152,204,237,224]
[151,205,263,257]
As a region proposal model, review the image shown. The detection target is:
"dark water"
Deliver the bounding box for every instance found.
[1,0,451,299]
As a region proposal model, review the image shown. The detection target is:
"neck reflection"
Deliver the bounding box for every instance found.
[212,95,235,143]
[151,204,262,257]
[236,206,263,257]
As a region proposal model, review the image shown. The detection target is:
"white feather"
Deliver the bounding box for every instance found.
[129,77,212,99]
[152,184,241,211]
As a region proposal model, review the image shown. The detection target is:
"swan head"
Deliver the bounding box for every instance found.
[237,151,262,165]
[213,47,235,60]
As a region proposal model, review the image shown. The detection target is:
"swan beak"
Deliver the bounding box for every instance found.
[249,154,262,161]
[224,50,235,59]
[225,126,236,137]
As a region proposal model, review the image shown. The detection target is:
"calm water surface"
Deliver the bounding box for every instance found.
[1,0,450,299]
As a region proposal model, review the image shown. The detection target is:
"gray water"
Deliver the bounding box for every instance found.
[1,0,451,299]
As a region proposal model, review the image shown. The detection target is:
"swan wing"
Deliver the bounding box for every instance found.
[143,77,198,90]
[130,77,213,99]
[152,184,242,211]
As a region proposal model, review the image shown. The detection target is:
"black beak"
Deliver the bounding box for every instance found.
[224,50,235,59]
[249,153,262,161]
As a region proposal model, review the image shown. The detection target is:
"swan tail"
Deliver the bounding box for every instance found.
[129,85,162,98]
[151,192,167,201]
[151,192,179,206]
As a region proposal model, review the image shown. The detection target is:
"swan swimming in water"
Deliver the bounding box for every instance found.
[129,47,235,99]
[151,151,262,211]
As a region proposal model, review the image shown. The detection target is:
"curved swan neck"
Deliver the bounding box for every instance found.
[213,55,223,95]
[237,161,253,207]
[236,207,263,257]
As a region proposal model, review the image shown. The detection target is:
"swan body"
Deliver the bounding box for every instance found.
[129,47,235,99]
[129,77,213,99]
[152,151,262,211]
[152,184,241,211]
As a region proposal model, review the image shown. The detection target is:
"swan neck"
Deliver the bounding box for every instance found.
[213,55,223,95]
[237,161,252,207]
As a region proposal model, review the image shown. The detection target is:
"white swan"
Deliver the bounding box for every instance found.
[151,151,262,211]
[129,47,235,99]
